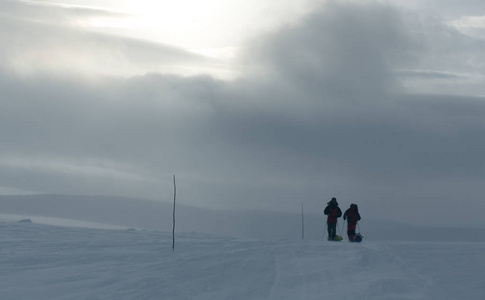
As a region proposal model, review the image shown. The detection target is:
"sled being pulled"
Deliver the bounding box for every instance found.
[353,233,363,243]
[328,235,343,242]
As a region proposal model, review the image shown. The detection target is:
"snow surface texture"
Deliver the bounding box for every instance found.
[1,221,485,300]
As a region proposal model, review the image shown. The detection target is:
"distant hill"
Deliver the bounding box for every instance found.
[0,194,482,242]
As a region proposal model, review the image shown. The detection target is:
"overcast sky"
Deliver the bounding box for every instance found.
[1,0,485,227]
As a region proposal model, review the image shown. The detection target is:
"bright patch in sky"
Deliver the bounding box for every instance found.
[450,15,485,39]
[31,0,315,53]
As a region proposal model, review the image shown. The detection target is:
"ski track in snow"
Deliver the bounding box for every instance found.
[1,221,485,300]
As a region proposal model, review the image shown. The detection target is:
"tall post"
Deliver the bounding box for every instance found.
[172,175,176,251]
[301,202,304,239]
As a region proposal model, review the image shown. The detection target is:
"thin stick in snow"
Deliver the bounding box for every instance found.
[172,175,176,251]
[301,202,304,239]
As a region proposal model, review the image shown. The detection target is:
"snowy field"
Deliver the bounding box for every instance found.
[1,219,485,300]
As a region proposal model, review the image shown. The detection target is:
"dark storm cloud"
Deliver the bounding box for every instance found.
[243,2,420,99]
[1,0,485,225]
[219,1,485,180]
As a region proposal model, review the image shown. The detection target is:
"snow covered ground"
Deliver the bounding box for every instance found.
[1,219,485,300]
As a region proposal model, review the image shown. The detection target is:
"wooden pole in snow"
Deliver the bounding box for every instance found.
[172,175,176,251]
[301,202,304,239]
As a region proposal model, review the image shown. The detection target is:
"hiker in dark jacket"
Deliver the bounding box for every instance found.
[343,204,361,242]
[324,197,342,240]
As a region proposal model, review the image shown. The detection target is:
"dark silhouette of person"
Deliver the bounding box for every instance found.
[343,204,361,242]
[324,197,342,240]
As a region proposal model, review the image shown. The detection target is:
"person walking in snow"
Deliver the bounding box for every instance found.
[343,204,361,242]
[324,197,342,240]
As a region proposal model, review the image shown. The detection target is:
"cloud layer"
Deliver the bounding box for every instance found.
[1,0,485,226]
